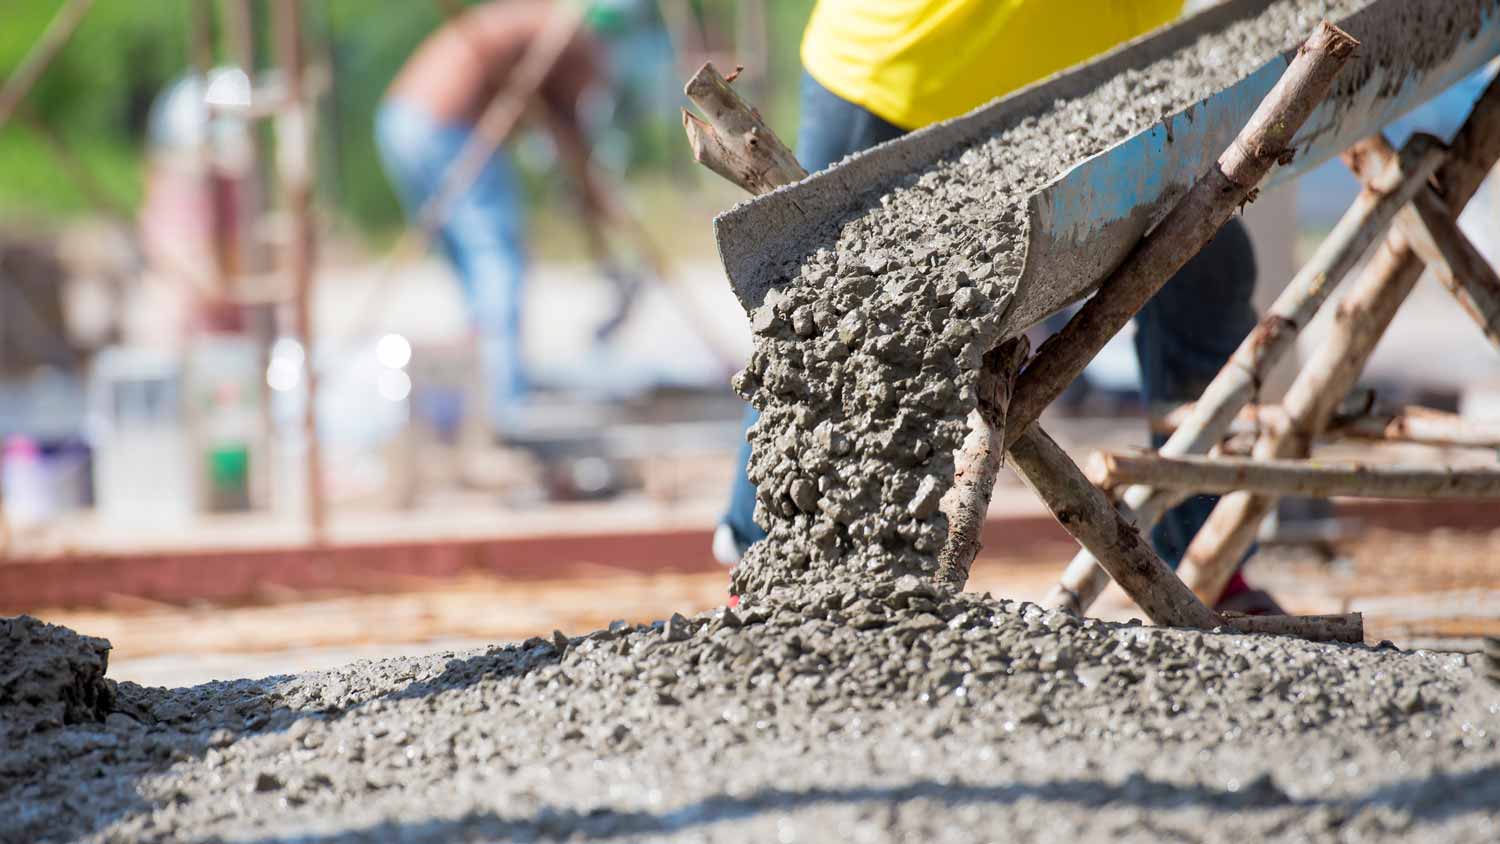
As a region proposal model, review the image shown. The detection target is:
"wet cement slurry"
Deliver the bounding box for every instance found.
[3,595,1499,843]
[8,2,1500,841]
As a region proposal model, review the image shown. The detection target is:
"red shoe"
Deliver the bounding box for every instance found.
[1214,570,1284,615]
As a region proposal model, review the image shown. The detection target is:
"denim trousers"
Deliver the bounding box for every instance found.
[375,98,528,432]
[722,73,1259,569]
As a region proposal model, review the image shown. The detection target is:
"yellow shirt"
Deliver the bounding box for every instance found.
[802,0,1184,130]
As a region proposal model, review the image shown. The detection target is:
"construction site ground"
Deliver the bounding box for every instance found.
[26,510,1500,689]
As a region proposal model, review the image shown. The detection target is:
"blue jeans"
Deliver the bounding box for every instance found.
[723,73,1259,569]
[375,98,528,432]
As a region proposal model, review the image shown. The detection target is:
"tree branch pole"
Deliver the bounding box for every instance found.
[1007,427,1224,629]
[1004,23,1359,452]
[1087,451,1500,500]
[1154,402,1500,449]
[1177,72,1500,604]
[1332,405,1500,448]
[1345,134,1500,353]
[682,62,807,194]
[1045,132,1441,614]
[274,0,325,542]
[0,0,96,132]
[1408,195,1500,351]
[1220,612,1364,644]
[935,337,1028,591]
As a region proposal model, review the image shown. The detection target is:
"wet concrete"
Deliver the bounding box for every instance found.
[0,615,114,744]
[7,3,1500,841]
[2,599,1498,843]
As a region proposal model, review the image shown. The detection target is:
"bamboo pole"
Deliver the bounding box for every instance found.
[1177,72,1500,604]
[1007,426,1224,629]
[1087,451,1500,500]
[0,0,96,132]
[1045,133,1444,614]
[935,337,1028,591]
[1004,23,1359,451]
[1220,612,1363,644]
[274,0,325,542]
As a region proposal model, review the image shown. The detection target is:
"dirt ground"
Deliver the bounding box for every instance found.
[32,527,1500,689]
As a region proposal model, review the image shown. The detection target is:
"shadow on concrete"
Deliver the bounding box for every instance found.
[187,764,1500,843]
[2,640,569,844]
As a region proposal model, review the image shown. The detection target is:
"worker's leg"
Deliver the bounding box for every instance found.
[442,157,528,433]
[375,98,528,434]
[717,73,906,561]
[1133,217,1259,575]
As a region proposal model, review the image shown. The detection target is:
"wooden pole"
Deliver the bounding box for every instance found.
[682,61,807,194]
[1045,133,1444,614]
[0,0,96,132]
[274,0,325,542]
[1087,451,1500,500]
[1220,612,1363,644]
[1154,402,1500,449]
[1003,23,1359,451]
[1346,134,1500,351]
[1007,426,1224,630]
[1177,72,1500,604]
[1408,195,1500,351]
[1332,406,1500,448]
[935,337,1028,591]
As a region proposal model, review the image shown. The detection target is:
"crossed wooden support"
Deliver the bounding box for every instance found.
[685,22,1499,644]
[1051,38,1500,621]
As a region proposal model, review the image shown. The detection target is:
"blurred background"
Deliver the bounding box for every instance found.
[3,0,1498,686]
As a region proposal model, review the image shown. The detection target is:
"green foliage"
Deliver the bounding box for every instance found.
[1,0,817,233]
[1,1,190,222]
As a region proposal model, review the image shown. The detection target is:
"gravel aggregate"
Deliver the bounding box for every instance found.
[3,594,1499,843]
[8,3,1500,842]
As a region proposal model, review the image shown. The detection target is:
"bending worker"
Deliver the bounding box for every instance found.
[376,1,607,437]
[714,0,1281,614]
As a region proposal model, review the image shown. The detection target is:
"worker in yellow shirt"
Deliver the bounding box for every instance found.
[716,0,1280,614]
